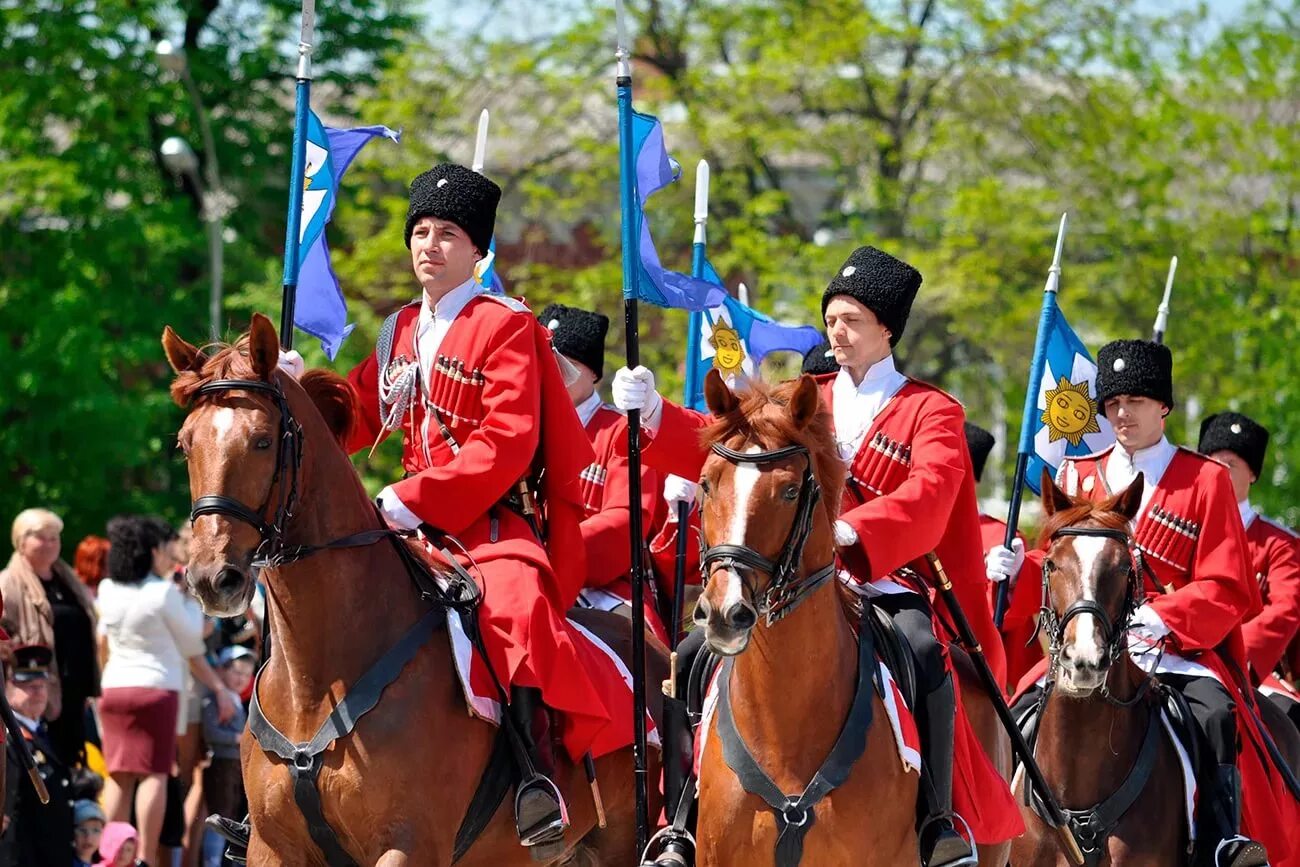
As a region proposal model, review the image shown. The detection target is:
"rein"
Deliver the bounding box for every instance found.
[700,441,836,625]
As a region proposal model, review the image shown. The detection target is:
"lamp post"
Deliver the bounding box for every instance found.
[156,39,230,340]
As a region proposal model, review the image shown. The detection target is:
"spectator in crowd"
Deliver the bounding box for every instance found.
[98,515,234,867]
[73,799,107,867]
[0,643,74,867]
[201,645,254,867]
[73,535,111,597]
[100,821,148,867]
[0,508,100,768]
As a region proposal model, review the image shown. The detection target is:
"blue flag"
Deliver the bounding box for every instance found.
[1024,308,1115,493]
[685,259,824,411]
[478,236,505,295]
[294,112,400,359]
[631,112,727,311]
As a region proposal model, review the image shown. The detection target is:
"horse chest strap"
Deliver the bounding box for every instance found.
[714,620,878,867]
[247,606,445,867]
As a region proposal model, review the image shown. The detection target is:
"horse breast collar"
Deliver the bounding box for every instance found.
[700,441,837,625]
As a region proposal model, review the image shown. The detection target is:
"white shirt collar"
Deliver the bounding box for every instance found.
[575,391,603,428]
[831,354,908,462]
[837,354,900,394]
[418,276,483,333]
[12,711,39,733]
[1105,436,1177,517]
[1239,499,1257,529]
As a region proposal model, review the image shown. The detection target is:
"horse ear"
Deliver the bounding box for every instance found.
[704,368,739,416]
[300,370,357,446]
[788,374,820,430]
[248,313,280,382]
[1108,472,1145,521]
[1041,468,1074,515]
[162,326,206,374]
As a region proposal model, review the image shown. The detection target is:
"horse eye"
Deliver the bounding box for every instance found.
[1045,558,1056,572]
[700,479,712,496]
[254,437,273,451]
[782,484,799,501]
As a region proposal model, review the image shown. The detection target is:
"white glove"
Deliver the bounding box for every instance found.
[985,539,1025,583]
[612,365,663,418]
[833,520,858,547]
[277,349,305,380]
[1128,604,1170,644]
[375,486,421,531]
[663,475,698,514]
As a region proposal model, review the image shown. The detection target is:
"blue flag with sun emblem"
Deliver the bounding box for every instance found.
[1024,308,1115,493]
[294,111,400,359]
[685,259,824,411]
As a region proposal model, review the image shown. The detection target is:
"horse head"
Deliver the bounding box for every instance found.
[1037,467,1146,696]
[694,369,845,655]
[162,314,359,616]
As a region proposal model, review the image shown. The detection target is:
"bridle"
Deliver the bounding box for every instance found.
[700,440,836,626]
[1037,525,1157,707]
[186,377,396,569]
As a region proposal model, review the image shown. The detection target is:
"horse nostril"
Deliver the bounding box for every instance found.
[215,567,245,595]
[693,599,711,624]
[725,603,757,631]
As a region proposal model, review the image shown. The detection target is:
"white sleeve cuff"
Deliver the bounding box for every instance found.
[1130,604,1170,639]
[377,485,422,531]
[833,520,858,547]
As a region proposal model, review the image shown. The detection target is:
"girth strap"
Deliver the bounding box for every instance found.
[1029,708,1163,867]
[714,611,878,867]
[247,605,445,867]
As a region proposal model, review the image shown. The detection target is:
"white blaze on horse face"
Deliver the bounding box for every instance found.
[720,446,763,613]
[1066,535,1109,668]
[211,407,237,447]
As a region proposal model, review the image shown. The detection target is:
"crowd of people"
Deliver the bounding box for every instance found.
[0,508,261,867]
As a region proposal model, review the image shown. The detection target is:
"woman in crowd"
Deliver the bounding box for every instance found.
[98,515,235,867]
[0,508,100,768]
[73,535,111,597]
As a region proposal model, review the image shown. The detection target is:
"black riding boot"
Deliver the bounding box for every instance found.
[204,814,250,864]
[917,674,978,867]
[510,686,569,854]
[1203,764,1267,867]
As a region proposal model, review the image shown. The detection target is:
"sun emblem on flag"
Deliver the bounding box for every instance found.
[1041,376,1101,446]
[709,320,746,377]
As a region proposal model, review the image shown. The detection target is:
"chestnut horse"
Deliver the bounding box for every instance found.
[1011,472,1186,866]
[691,372,1011,867]
[163,314,664,866]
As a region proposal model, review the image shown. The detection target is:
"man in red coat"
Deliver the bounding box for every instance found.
[340,165,614,851]
[537,303,670,643]
[965,422,1043,691]
[994,340,1276,867]
[1198,411,1300,724]
[613,246,1016,867]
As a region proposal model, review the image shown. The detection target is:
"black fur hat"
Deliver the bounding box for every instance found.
[964,422,996,483]
[404,164,501,254]
[1198,411,1269,480]
[820,246,922,348]
[801,341,839,376]
[1095,339,1174,409]
[539,303,610,380]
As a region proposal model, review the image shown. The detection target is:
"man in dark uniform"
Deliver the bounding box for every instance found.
[0,643,74,867]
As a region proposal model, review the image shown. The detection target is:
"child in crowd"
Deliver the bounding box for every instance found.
[201,645,254,867]
[72,799,106,867]
[100,821,147,866]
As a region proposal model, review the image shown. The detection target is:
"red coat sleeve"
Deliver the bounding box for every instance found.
[582,427,661,587]
[643,399,712,480]
[838,398,965,578]
[1148,466,1257,653]
[1243,530,1300,676]
[344,349,385,456]
[389,313,541,534]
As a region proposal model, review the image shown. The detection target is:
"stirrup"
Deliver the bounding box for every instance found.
[1214,836,1269,867]
[205,815,250,865]
[640,826,696,867]
[515,773,570,848]
[919,813,978,867]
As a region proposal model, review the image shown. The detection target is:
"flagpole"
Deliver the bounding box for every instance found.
[615,0,651,850]
[994,213,1067,628]
[1151,256,1177,344]
[278,0,316,351]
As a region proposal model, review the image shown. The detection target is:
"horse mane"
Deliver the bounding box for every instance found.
[1037,501,1131,549]
[702,380,861,621]
[169,336,357,446]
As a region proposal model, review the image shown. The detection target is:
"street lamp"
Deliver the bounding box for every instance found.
[156,39,230,340]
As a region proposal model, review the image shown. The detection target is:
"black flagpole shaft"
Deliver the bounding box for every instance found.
[670,502,689,650]
[994,451,1030,627]
[624,297,651,853]
[925,553,1084,865]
